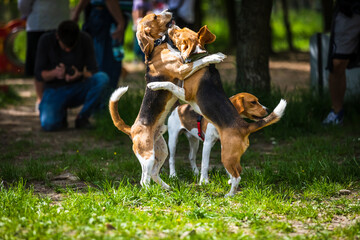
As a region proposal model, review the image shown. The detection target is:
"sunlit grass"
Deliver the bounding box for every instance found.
[271,9,323,51]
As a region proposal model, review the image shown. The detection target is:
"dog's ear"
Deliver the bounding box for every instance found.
[136,26,154,60]
[197,25,216,46]
[231,94,245,114]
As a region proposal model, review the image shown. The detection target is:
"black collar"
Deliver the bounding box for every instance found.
[154,34,177,49]
[149,34,178,61]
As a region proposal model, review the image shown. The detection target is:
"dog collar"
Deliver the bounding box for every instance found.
[154,35,167,47]
[185,52,209,63]
[154,34,178,50]
[197,115,204,141]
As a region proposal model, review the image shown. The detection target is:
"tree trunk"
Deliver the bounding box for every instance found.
[193,0,203,31]
[235,0,273,92]
[280,0,295,51]
[321,0,334,32]
[225,0,237,48]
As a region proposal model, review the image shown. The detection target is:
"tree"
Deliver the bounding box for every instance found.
[321,0,334,32]
[280,0,295,51]
[225,0,237,48]
[235,0,273,92]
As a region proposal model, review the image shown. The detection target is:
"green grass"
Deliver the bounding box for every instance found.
[271,9,323,52]
[1,112,360,238]
[0,85,21,108]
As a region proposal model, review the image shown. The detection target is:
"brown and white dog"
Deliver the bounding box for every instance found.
[109,11,225,189]
[148,26,287,197]
[167,92,275,184]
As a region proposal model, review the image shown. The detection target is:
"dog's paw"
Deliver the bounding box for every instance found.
[214,52,227,61]
[274,99,287,118]
[224,192,235,198]
[199,177,209,185]
[147,82,165,91]
[202,53,226,64]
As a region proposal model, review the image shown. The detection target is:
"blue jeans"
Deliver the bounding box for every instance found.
[83,7,128,89]
[39,72,109,131]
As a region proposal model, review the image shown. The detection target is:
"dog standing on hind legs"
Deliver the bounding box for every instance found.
[147,24,287,197]
[109,11,225,190]
[149,80,287,196]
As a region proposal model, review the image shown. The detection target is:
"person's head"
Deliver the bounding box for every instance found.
[57,20,80,52]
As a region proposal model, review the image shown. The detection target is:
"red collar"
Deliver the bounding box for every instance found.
[197,115,204,141]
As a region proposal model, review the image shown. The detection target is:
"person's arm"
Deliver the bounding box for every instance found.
[41,64,66,82]
[71,0,90,22]
[105,0,126,42]
[82,32,98,77]
[35,34,65,82]
[17,0,35,18]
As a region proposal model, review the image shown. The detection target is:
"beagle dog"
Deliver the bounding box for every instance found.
[109,11,225,189]
[147,26,287,197]
[167,92,277,184]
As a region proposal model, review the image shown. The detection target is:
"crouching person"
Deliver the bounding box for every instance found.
[34,20,109,131]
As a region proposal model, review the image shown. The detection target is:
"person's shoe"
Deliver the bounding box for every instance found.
[75,116,92,129]
[322,109,344,125]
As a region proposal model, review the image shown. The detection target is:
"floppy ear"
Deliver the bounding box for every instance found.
[197,25,216,46]
[231,95,245,114]
[136,26,154,60]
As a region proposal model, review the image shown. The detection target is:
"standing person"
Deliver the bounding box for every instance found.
[34,20,109,131]
[323,0,360,125]
[72,0,132,90]
[132,0,151,62]
[168,0,196,30]
[18,0,70,112]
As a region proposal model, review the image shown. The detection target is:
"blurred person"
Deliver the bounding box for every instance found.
[18,0,70,112]
[132,0,151,62]
[323,0,360,125]
[168,0,196,29]
[34,20,109,131]
[72,0,132,90]
[131,0,168,62]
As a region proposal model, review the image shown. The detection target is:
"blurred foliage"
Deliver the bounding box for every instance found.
[2,0,324,63]
[0,85,21,108]
[271,9,323,51]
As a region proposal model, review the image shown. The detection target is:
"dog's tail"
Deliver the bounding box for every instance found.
[109,87,132,138]
[247,99,287,133]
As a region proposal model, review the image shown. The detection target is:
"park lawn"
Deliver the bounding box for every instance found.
[1,124,360,239]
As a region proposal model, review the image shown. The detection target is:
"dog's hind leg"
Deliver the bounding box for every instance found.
[168,110,182,177]
[151,135,170,189]
[185,133,200,175]
[199,124,218,185]
[219,133,244,197]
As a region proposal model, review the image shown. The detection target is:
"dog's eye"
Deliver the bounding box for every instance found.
[251,101,257,104]
[154,15,157,20]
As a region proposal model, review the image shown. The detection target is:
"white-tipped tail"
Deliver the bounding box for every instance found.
[273,99,287,118]
[110,86,129,102]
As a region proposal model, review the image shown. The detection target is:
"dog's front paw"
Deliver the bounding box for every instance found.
[214,52,227,61]
[204,53,226,64]
[147,82,163,91]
